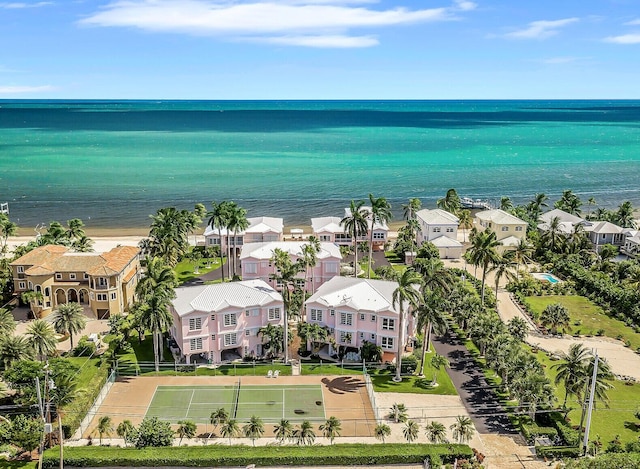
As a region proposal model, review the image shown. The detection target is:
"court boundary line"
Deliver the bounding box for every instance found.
[145,386,159,416]
[185,389,195,418]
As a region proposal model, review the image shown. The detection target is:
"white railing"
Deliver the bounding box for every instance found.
[73,368,116,440]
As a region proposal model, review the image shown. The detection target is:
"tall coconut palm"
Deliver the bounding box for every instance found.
[294,420,316,446]
[274,418,294,444]
[587,197,597,217]
[512,238,533,279]
[392,269,423,382]
[374,423,391,442]
[541,216,565,253]
[51,302,87,349]
[340,200,369,278]
[220,419,240,445]
[0,308,16,336]
[500,196,514,212]
[415,290,448,377]
[0,335,33,369]
[466,229,500,305]
[0,213,18,255]
[258,323,284,357]
[137,256,177,299]
[555,190,582,215]
[437,189,462,215]
[207,201,233,281]
[425,420,448,443]
[25,319,57,361]
[527,193,549,222]
[228,205,249,277]
[209,407,229,437]
[615,201,636,228]
[450,415,475,444]
[403,419,420,443]
[553,343,590,409]
[319,416,341,445]
[430,353,450,386]
[301,236,321,293]
[65,218,86,243]
[490,251,517,297]
[242,415,265,446]
[457,209,472,242]
[402,198,422,220]
[140,290,174,372]
[176,420,197,445]
[367,194,392,279]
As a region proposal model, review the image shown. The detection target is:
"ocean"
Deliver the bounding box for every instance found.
[1,100,639,230]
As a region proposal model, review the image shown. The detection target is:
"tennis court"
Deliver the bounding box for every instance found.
[146,383,325,423]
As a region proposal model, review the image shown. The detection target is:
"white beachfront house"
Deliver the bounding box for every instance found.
[538,209,587,235]
[304,277,416,362]
[311,206,389,251]
[474,209,527,251]
[169,280,284,364]
[239,241,342,293]
[623,230,640,257]
[584,221,626,252]
[415,209,462,259]
[203,216,284,254]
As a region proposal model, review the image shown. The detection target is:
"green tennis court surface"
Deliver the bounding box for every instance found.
[146,384,325,423]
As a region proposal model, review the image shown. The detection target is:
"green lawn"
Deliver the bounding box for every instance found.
[533,348,640,445]
[174,257,223,284]
[368,361,457,396]
[525,295,640,350]
[116,333,174,375]
[300,363,364,376]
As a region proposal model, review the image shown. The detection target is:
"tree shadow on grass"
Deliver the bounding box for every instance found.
[624,421,640,432]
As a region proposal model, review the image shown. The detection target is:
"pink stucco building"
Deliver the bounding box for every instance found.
[170,280,284,364]
[304,277,416,361]
[311,206,389,251]
[239,241,342,293]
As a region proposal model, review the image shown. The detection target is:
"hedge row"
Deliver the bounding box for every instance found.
[42,443,474,468]
[535,446,581,459]
[520,422,558,444]
[563,452,640,468]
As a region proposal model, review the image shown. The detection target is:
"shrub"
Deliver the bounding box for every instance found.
[73,336,97,357]
[132,417,173,448]
[535,446,580,459]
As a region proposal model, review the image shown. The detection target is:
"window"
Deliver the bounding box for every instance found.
[371,314,376,322]
[18,281,26,289]
[276,279,284,288]
[268,308,281,320]
[97,293,107,301]
[190,338,203,351]
[320,235,331,242]
[224,333,237,346]
[189,317,202,331]
[55,273,62,280]
[339,331,352,344]
[224,313,237,327]
[446,227,455,233]
[310,309,322,322]
[45,287,50,296]
[515,226,523,232]
[70,273,76,280]
[433,227,441,233]
[208,237,220,245]
[329,309,335,316]
[17,266,24,273]
[359,332,364,339]
[295,279,305,288]
[90,292,94,300]
[360,313,365,321]
[211,334,216,341]
[211,314,216,321]
[245,329,251,336]
[28,281,33,289]
[382,318,395,331]
[244,263,257,274]
[370,333,376,340]
[381,336,394,349]
[110,292,116,300]
[501,226,509,232]
[373,232,385,240]
[339,312,353,326]
[326,263,338,273]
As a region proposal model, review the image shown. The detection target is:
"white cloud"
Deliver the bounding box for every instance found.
[0,2,52,8]
[604,33,640,44]
[505,18,578,40]
[0,85,54,93]
[624,18,640,26]
[79,0,472,48]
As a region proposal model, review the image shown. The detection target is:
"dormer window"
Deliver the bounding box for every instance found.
[55,273,62,280]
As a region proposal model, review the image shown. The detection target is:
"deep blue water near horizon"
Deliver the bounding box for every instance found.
[1,99,639,229]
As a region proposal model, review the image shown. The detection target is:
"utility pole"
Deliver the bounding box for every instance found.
[582,351,599,456]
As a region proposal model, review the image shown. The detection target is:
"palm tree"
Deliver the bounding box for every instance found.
[209,407,229,437]
[51,302,87,349]
[414,291,448,377]
[176,420,197,445]
[95,416,113,445]
[388,402,408,423]
[587,197,596,217]
[490,251,517,297]
[140,290,174,372]
[72,235,95,252]
[207,201,232,281]
[512,238,533,279]
[437,189,461,214]
[458,209,472,242]
[527,192,548,222]
[430,353,450,386]
[301,236,321,293]
[25,319,57,361]
[367,194,392,279]
[450,415,475,444]
[466,229,500,305]
[258,323,284,357]
[374,423,391,442]
[319,416,341,444]
[555,190,582,215]
[274,418,294,444]
[116,420,135,447]
[392,269,423,382]
[507,317,529,342]
[500,196,514,212]
[243,415,265,446]
[553,343,590,409]
[0,213,17,255]
[0,335,33,369]
[402,198,422,220]
[228,205,249,277]
[136,256,176,300]
[403,419,420,443]
[293,420,316,446]
[425,420,448,443]
[540,303,570,335]
[220,419,240,445]
[541,216,565,253]
[340,200,369,278]
[0,308,16,336]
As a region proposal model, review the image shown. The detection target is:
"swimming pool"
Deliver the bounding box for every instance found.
[532,273,561,284]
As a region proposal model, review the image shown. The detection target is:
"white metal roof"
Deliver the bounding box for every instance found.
[311,216,344,234]
[416,208,459,225]
[203,216,283,237]
[539,209,585,225]
[172,279,282,317]
[239,241,342,260]
[476,209,527,226]
[430,235,463,247]
[306,276,405,314]
[584,220,624,234]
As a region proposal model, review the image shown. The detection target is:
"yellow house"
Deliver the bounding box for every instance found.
[10,245,141,319]
[474,209,528,251]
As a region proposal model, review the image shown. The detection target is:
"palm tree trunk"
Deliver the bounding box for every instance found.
[394,307,404,382]
[368,229,374,279]
[153,328,160,372]
[70,331,75,349]
[481,264,488,305]
[217,228,225,281]
[418,322,431,377]
[353,230,358,278]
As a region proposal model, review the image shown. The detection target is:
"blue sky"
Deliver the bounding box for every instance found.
[1,0,640,99]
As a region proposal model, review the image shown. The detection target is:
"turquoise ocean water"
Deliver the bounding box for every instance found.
[1,100,639,229]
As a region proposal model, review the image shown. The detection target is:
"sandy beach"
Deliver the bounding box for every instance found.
[5,235,145,255]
